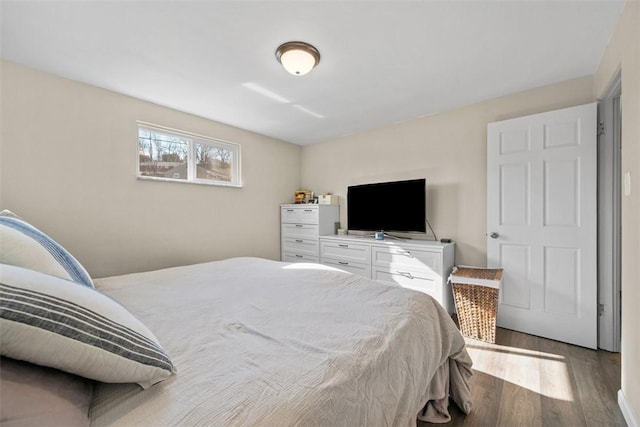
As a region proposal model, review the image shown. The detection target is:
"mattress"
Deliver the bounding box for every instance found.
[89,257,472,426]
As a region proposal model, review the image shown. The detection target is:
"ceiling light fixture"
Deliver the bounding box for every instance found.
[275,41,320,76]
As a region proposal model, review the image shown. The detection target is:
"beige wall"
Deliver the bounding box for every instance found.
[595,0,640,423]
[0,61,301,278]
[301,76,594,266]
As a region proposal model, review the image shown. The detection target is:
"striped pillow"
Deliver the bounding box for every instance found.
[0,264,176,389]
[0,210,94,288]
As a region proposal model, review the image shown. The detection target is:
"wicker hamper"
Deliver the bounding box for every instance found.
[450,266,503,343]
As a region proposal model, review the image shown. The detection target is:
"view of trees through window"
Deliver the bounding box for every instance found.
[195,143,233,181]
[138,126,239,185]
[138,129,189,180]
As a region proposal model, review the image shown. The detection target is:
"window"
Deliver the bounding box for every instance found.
[137,123,241,187]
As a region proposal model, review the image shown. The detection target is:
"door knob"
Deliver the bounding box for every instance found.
[490,232,499,239]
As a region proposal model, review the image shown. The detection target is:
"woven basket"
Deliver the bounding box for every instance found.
[450,267,502,343]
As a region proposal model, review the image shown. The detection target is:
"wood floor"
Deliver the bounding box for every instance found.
[420,327,626,427]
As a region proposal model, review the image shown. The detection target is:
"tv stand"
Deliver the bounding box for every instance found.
[319,235,455,314]
[365,231,407,241]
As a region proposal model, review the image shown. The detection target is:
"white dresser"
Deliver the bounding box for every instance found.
[319,235,455,313]
[280,204,340,263]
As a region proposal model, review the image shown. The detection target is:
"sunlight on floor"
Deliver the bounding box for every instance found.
[465,342,574,402]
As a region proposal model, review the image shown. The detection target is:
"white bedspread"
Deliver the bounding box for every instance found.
[90,257,472,426]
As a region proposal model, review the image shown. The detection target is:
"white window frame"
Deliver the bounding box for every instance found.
[137,122,242,187]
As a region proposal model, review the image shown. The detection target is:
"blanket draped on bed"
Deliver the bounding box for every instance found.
[90,257,472,426]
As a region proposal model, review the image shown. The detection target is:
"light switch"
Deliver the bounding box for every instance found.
[624,171,631,196]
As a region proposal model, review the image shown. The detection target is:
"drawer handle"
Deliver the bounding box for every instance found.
[295,254,303,258]
[286,209,294,212]
[338,261,349,265]
[338,244,349,248]
[295,239,303,243]
[397,271,414,279]
[304,209,313,212]
[397,250,413,257]
[295,224,303,228]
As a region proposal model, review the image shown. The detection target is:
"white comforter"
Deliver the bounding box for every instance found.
[90,257,472,426]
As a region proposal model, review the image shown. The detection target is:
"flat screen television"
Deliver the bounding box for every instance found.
[347,178,426,233]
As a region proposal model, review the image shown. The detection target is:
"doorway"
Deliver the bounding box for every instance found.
[597,72,622,352]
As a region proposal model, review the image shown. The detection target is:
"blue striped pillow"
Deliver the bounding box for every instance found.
[0,211,94,288]
[0,264,176,388]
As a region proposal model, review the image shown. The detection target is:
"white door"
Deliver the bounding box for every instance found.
[487,103,597,349]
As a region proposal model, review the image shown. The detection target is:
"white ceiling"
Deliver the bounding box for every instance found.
[0,1,625,145]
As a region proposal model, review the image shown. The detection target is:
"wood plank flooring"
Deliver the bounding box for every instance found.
[420,327,626,427]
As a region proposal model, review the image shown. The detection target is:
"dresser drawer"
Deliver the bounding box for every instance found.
[372,245,442,276]
[282,252,319,263]
[282,237,318,256]
[320,239,371,264]
[322,258,371,278]
[281,223,319,239]
[281,206,318,224]
[373,267,442,303]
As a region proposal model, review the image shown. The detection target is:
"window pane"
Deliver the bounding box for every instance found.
[138,129,189,180]
[195,143,234,183]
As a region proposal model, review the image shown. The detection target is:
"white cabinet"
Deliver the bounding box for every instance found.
[280,204,339,263]
[320,239,371,277]
[319,236,455,313]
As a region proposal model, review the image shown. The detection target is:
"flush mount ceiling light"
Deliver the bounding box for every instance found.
[275,41,320,76]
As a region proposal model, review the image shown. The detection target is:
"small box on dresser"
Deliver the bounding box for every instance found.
[281,204,340,263]
[318,195,339,205]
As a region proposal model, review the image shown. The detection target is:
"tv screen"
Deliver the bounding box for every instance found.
[347,178,426,233]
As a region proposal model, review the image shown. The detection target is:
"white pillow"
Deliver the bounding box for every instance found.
[0,264,176,389]
[0,210,94,288]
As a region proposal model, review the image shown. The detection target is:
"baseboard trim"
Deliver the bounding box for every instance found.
[619,389,639,427]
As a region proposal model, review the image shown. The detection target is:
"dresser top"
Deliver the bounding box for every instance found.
[281,203,339,208]
[319,234,454,249]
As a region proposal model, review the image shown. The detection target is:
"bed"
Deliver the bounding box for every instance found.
[0,212,472,426]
